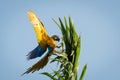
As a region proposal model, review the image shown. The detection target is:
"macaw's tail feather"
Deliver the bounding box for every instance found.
[27,45,46,60]
[23,53,50,74]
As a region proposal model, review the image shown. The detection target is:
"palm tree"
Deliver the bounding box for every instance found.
[42,17,87,80]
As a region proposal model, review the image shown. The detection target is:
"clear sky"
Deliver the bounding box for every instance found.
[0,0,120,80]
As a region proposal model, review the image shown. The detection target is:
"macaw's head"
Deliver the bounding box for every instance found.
[51,35,60,42]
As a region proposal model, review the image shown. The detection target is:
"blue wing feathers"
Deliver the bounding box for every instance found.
[27,45,46,60]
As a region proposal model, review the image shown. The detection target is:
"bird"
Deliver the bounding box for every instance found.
[23,10,60,74]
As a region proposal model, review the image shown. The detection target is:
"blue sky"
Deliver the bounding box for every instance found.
[0,0,120,80]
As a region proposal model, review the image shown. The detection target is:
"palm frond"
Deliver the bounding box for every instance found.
[42,17,87,80]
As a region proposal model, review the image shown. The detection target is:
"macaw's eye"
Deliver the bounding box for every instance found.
[52,35,60,42]
[55,37,60,41]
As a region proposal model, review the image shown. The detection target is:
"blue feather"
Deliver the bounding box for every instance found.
[27,45,46,60]
[47,46,54,52]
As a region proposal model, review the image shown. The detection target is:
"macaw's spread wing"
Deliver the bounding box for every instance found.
[28,10,50,48]
[28,10,57,49]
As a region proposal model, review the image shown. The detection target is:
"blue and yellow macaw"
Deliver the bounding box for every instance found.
[24,10,60,74]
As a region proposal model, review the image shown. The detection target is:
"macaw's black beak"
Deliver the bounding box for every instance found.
[51,35,60,42]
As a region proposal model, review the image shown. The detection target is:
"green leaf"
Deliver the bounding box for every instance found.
[79,64,87,80]
[59,18,65,34]
[59,18,68,43]
[52,70,64,80]
[73,37,80,73]
[64,17,69,41]
[41,72,57,80]
[52,18,61,30]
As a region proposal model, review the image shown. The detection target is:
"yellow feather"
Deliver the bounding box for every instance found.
[28,10,51,48]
